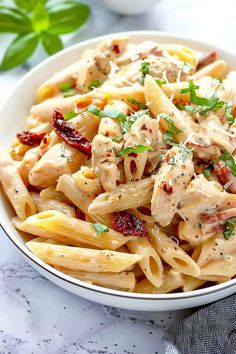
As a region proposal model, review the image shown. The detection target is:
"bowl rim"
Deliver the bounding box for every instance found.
[1,29,236,301]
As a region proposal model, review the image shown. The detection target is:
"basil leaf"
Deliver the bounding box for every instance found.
[32,3,49,32]
[160,114,182,145]
[48,1,90,35]
[86,105,102,117]
[117,145,154,157]
[180,84,199,94]
[225,101,234,127]
[127,98,147,109]
[14,0,47,12]
[223,217,236,240]
[41,32,63,55]
[59,82,73,91]
[1,32,39,70]
[139,61,150,85]
[90,223,109,235]
[155,78,167,85]
[86,105,126,121]
[64,111,78,120]
[88,80,102,89]
[220,150,236,177]
[111,137,123,143]
[0,7,31,33]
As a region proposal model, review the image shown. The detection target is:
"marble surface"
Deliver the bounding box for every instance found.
[0,0,236,352]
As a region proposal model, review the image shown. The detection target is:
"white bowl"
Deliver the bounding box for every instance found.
[1,31,236,311]
[100,0,160,15]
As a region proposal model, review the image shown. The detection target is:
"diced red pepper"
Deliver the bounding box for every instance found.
[163,181,173,195]
[17,131,46,146]
[52,109,91,158]
[112,211,147,237]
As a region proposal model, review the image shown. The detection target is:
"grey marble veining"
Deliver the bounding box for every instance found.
[0,0,236,352]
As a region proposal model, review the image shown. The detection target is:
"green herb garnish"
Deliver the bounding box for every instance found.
[90,223,109,235]
[183,80,224,116]
[59,82,75,97]
[117,144,154,157]
[220,150,236,176]
[155,78,167,85]
[225,101,234,127]
[223,217,236,240]
[160,114,183,145]
[139,61,150,85]
[111,137,123,143]
[88,80,102,90]
[0,1,90,70]
[64,111,78,121]
[127,98,147,109]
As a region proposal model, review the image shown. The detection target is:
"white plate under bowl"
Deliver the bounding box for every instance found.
[1,31,236,311]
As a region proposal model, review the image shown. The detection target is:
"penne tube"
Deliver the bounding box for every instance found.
[56,174,111,226]
[127,238,163,287]
[12,216,84,247]
[40,186,72,204]
[135,269,182,294]
[161,82,190,103]
[148,226,201,277]
[31,192,75,217]
[0,149,36,220]
[25,210,131,250]
[182,275,206,292]
[55,267,136,291]
[18,146,42,185]
[88,178,154,214]
[27,241,141,272]
[100,86,145,105]
[193,60,227,80]
[144,74,192,138]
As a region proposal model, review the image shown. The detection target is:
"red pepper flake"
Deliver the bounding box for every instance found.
[112,44,120,54]
[197,51,217,71]
[52,109,91,158]
[17,131,46,146]
[129,153,137,158]
[163,181,173,195]
[141,124,148,131]
[112,211,147,237]
[130,160,137,174]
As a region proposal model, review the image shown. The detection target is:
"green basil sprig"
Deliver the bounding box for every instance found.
[0,0,90,70]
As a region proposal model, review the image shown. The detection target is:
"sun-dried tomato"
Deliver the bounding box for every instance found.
[75,207,85,220]
[112,44,120,54]
[197,51,217,70]
[112,211,147,237]
[52,109,91,158]
[17,131,46,146]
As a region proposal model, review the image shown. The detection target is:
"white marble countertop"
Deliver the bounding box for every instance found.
[0,0,235,353]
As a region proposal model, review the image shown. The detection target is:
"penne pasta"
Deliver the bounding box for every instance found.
[55,267,136,291]
[127,238,163,287]
[27,241,141,272]
[31,192,75,217]
[25,210,131,250]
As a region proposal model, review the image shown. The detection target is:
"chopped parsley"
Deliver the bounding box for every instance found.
[88,80,102,90]
[117,144,154,157]
[182,80,224,116]
[139,61,150,85]
[60,146,73,162]
[90,223,109,235]
[160,113,183,145]
[59,82,76,98]
[127,98,147,109]
[64,111,78,121]
[155,78,166,85]
[220,150,236,176]
[223,217,236,240]
[225,101,234,126]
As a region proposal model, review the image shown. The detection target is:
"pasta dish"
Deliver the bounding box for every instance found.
[1,37,236,294]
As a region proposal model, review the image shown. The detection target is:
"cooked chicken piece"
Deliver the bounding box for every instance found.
[178,174,236,245]
[91,135,120,192]
[29,143,85,188]
[151,146,194,226]
[123,113,161,181]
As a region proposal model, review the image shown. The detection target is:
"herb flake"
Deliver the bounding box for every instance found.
[90,223,109,235]
[117,144,154,157]
[220,150,236,177]
[88,80,102,90]
[223,217,236,240]
[139,61,150,85]
[127,97,147,109]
